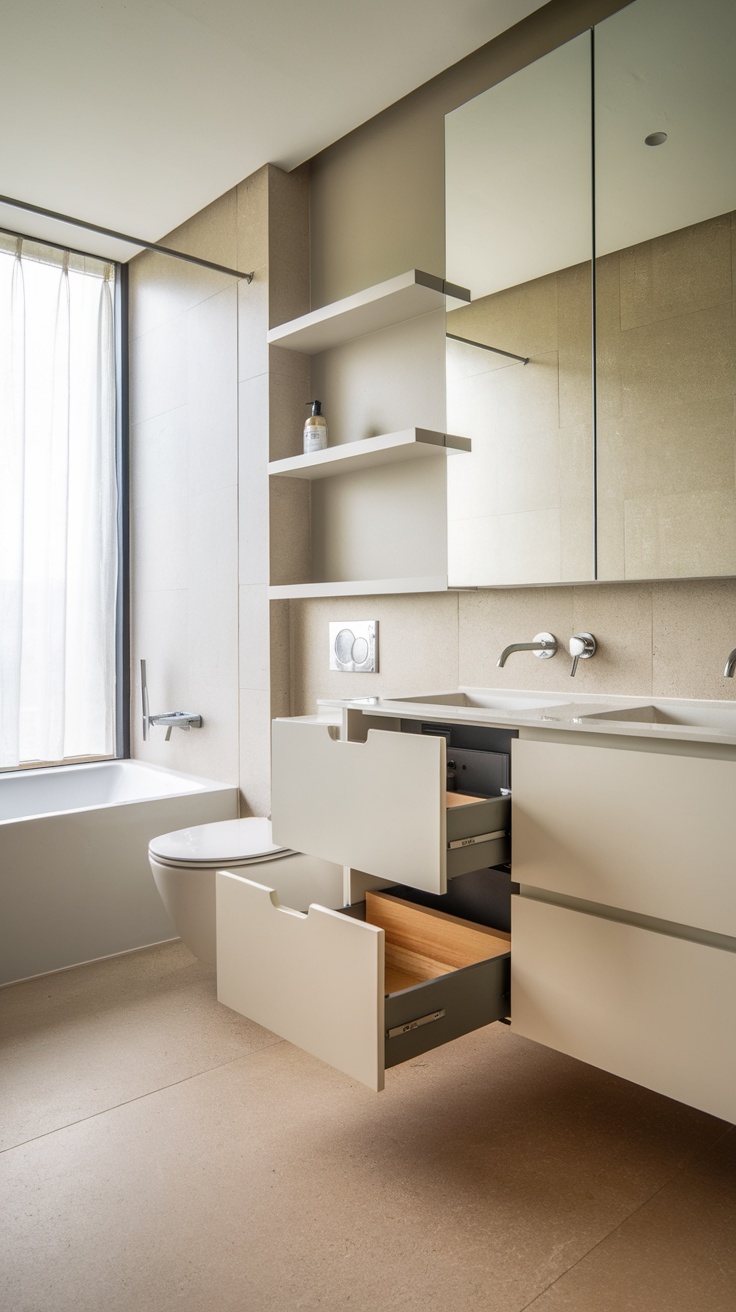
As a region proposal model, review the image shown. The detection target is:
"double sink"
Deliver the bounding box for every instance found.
[360,688,736,745]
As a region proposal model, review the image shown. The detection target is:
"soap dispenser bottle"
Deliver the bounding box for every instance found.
[304,400,328,453]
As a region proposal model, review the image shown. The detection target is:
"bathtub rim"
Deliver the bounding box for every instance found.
[0,758,237,826]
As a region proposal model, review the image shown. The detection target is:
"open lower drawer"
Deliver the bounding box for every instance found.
[217,875,510,1091]
[271,719,510,894]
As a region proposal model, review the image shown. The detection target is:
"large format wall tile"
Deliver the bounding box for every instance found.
[570,581,653,696]
[653,579,736,701]
[448,270,559,362]
[290,592,460,715]
[269,347,311,461]
[624,488,736,580]
[186,286,238,491]
[164,188,239,272]
[459,587,575,690]
[238,374,270,588]
[129,316,187,427]
[618,213,732,332]
[239,585,270,692]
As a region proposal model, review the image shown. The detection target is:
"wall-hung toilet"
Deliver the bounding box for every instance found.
[148,817,343,967]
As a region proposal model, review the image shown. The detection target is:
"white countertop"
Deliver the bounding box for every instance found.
[316,688,736,748]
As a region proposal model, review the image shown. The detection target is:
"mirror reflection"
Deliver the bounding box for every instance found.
[445,33,593,587]
[595,0,736,580]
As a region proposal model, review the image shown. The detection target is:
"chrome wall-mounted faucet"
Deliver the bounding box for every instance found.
[140,659,202,741]
[724,649,736,678]
[497,632,558,668]
[568,633,597,677]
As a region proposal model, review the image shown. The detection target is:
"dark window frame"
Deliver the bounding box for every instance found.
[115,261,130,760]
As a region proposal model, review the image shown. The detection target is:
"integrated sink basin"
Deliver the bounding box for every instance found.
[392,690,572,713]
[580,703,736,733]
[321,689,736,744]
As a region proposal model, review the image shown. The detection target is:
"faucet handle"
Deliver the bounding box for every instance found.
[569,632,597,677]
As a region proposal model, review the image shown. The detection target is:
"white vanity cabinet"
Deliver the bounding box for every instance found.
[511,735,736,1123]
[217,702,736,1118]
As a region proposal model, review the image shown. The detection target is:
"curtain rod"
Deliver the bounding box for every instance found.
[0,194,254,281]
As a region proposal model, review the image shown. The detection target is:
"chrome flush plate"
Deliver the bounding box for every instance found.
[329,620,379,673]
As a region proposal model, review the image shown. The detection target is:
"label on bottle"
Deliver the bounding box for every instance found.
[304,426,328,453]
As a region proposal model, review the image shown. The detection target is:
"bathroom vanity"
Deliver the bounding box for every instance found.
[216,692,736,1120]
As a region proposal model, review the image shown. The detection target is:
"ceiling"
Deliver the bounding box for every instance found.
[0,0,545,264]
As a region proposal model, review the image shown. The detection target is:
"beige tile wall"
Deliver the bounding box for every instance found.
[597,211,736,580]
[129,194,240,785]
[290,580,736,714]
[446,261,594,587]
[129,164,310,813]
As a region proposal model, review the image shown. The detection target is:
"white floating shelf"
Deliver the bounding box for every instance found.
[269,429,471,481]
[269,575,448,600]
[267,270,470,354]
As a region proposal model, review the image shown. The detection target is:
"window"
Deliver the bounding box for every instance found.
[0,234,121,769]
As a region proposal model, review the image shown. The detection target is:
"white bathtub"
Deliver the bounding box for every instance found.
[0,760,239,986]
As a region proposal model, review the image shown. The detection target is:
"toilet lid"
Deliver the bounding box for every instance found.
[148,817,293,866]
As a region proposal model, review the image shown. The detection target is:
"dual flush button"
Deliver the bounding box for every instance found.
[329,620,379,672]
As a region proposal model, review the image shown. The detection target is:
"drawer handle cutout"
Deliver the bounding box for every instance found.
[387,1009,446,1039]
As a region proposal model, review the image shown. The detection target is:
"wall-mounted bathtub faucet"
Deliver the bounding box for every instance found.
[497,632,558,667]
[141,659,202,741]
[724,648,736,678]
[568,633,597,678]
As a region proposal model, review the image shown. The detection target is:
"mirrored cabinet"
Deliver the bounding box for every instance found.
[445,32,593,587]
[445,0,736,587]
[595,0,736,580]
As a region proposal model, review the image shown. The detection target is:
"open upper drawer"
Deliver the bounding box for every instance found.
[217,875,510,1091]
[271,719,509,895]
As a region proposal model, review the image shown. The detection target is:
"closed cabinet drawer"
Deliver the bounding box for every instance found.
[271,719,509,895]
[512,738,736,936]
[511,894,736,1123]
[217,873,510,1092]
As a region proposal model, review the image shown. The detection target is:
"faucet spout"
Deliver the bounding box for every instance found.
[497,632,558,668]
[724,649,736,678]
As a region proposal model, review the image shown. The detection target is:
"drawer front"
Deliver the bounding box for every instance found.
[511,894,736,1122]
[512,738,736,936]
[217,872,509,1092]
[217,870,386,1090]
[272,720,510,894]
[272,719,447,893]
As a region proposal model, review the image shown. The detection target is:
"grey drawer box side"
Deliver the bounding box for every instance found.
[446,794,510,843]
[384,953,510,1068]
[446,794,510,879]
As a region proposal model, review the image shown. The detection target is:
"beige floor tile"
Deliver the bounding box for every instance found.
[0,1015,725,1312]
[0,943,279,1152]
[527,1127,736,1311]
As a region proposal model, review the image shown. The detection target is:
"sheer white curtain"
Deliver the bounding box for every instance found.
[0,235,118,768]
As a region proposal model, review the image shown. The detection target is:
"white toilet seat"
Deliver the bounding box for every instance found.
[148,816,294,869]
[148,816,344,968]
